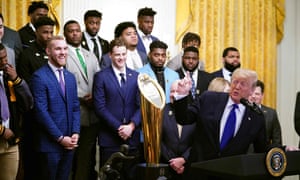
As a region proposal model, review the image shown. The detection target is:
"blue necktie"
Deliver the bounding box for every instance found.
[119,73,126,88]
[220,104,238,150]
[190,72,196,99]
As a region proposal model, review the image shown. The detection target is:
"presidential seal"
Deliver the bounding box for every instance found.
[265,147,287,177]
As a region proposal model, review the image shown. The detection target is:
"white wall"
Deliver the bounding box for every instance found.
[62,0,177,57]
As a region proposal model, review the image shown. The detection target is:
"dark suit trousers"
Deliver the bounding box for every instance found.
[36,150,74,180]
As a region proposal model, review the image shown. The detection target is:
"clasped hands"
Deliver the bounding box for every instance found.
[59,134,79,150]
[118,122,135,141]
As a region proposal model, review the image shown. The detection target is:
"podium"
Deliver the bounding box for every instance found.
[191,151,300,180]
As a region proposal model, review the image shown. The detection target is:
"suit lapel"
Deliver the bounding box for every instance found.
[69,50,88,82]
[108,67,125,99]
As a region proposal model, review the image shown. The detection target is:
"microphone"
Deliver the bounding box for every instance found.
[240,98,263,115]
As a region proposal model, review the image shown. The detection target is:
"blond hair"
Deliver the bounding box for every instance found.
[208,77,230,92]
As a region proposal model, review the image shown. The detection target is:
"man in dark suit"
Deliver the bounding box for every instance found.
[93,38,141,180]
[211,47,241,82]
[173,68,267,179]
[176,46,213,101]
[81,10,109,67]
[136,7,159,54]
[17,16,55,83]
[161,81,196,180]
[18,1,49,49]
[30,36,80,180]
[0,43,33,180]
[0,13,22,60]
[63,20,100,180]
[249,80,282,146]
[101,21,148,70]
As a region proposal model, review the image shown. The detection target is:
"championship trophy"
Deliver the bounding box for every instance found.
[137,73,169,180]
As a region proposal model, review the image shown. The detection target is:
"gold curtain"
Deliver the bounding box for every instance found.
[0,0,61,34]
[176,0,285,108]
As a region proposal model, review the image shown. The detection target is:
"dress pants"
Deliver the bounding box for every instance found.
[0,138,19,180]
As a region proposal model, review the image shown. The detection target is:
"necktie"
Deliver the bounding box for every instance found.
[220,104,238,150]
[91,38,100,60]
[75,48,87,76]
[190,72,196,99]
[0,75,9,121]
[57,69,65,96]
[119,73,126,88]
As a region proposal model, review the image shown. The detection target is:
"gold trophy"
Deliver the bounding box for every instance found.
[137,73,168,179]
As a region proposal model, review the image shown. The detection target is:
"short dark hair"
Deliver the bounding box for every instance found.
[182,32,201,47]
[149,41,168,52]
[255,80,265,94]
[28,1,48,15]
[114,21,136,38]
[63,20,79,32]
[183,46,199,55]
[33,16,55,29]
[84,10,102,21]
[137,7,156,18]
[0,43,5,51]
[222,47,239,57]
[109,38,126,53]
[0,13,3,21]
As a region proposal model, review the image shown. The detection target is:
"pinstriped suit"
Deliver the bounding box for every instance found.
[30,64,80,180]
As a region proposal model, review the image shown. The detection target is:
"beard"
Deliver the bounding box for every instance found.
[182,61,199,72]
[224,61,241,72]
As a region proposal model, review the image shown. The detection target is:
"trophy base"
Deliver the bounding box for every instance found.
[137,163,169,180]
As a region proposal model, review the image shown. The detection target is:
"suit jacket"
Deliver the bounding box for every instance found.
[174,91,267,163]
[5,45,16,67]
[30,64,80,152]
[65,47,100,126]
[177,68,214,99]
[93,66,141,148]
[81,33,109,65]
[17,42,48,83]
[294,92,300,146]
[100,50,148,70]
[261,105,282,145]
[211,68,224,78]
[18,23,36,49]
[2,75,33,138]
[137,63,179,103]
[160,103,196,163]
[136,33,159,54]
[3,26,23,59]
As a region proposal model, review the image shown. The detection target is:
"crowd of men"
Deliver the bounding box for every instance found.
[0,1,294,180]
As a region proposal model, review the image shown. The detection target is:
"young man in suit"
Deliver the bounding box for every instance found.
[176,46,213,101]
[18,1,49,49]
[160,81,196,180]
[101,21,148,70]
[81,10,109,67]
[167,32,204,71]
[0,13,23,60]
[63,20,100,180]
[136,7,159,54]
[93,38,141,180]
[249,80,282,146]
[30,36,80,180]
[211,47,241,82]
[173,68,267,179]
[0,43,33,180]
[138,40,179,104]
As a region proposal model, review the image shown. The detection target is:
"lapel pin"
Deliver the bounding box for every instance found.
[35,53,40,57]
[248,117,251,121]
[168,110,173,116]
[82,41,86,46]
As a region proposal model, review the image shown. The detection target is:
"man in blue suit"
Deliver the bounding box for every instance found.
[93,38,141,180]
[101,21,148,70]
[173,68,267,179]
[136,7,159,54]
[30,36,80,180]
[138,40,179,103]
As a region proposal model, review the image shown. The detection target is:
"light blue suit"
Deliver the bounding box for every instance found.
[137,63,179,103]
